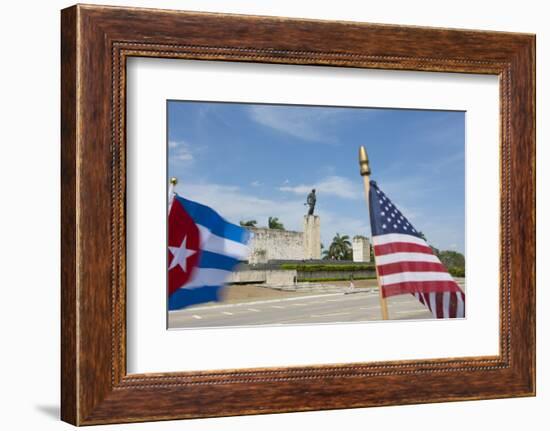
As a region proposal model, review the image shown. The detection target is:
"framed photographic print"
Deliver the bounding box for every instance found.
[61,4,535,425]
[163,100,465,330]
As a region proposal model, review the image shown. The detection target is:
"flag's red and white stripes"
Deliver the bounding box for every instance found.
[373,233,465,318]
[414,291,465,319]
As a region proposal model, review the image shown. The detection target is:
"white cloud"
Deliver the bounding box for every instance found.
[174,181,369,245]
[247,105,344,143]
[176,179,463,251]
[250,180,262,187]
[279,175,360,200]
[175,182,304,231]
[169,140,194,163]
[173,180,463,253]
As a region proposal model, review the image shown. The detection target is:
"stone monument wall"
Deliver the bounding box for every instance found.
[352,236,371,262]
[247,227,304,264]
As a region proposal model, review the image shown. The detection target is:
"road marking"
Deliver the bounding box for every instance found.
[359,307,378,311]
[247,308,260,312]
[192,315,202,320]
[271,305,285,309]
[171,293,344,312]
[222,311,233,316]
[291,303,308,306]
[310,312,351,318]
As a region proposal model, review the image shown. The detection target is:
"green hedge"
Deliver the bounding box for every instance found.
[448,267,465,277]
[280,263,375,272]
[279,263,463,277]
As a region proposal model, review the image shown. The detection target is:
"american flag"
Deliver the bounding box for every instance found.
[369,180,465,319]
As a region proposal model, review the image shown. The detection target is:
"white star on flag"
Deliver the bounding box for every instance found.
[168,236,197,272]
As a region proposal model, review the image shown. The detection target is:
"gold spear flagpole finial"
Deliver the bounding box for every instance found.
[358,145,371,176]
[168,177,178,200]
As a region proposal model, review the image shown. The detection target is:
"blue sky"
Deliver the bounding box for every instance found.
[168,101,465,253]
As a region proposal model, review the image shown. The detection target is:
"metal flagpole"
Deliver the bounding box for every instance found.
[358,146,389,320]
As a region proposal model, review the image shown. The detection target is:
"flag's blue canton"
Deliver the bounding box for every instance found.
[368,180,422,239]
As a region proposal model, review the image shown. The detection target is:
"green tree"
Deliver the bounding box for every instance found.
[413,232,465,276]
[323,233,352,260]
[437,250,465,270]
[268,216,285,230]
[239,220,257,227]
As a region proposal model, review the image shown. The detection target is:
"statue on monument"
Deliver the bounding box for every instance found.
[306,189,316,216]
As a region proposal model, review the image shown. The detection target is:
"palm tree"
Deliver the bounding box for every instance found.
[323,233,352,260]
[332,233,352,260]
[239,220,257,227]
[268,216,285,230]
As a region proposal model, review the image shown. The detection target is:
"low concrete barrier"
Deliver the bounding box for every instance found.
[228,269,297,286]
[266,270,297,285]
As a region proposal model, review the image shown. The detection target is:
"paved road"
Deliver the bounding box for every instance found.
[168,289,444,329]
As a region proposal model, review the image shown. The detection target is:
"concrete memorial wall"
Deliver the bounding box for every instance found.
[247,227,305,264]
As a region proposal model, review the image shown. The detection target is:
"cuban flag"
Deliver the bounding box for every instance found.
[168,193,251,310]
[369,180,465,318]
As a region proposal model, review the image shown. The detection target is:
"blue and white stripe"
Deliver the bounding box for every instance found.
[169,195,251,310]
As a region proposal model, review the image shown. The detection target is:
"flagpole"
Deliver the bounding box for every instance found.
[359,146,389,320]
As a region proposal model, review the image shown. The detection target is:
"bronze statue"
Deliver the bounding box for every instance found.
[306,189,316,216]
